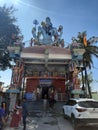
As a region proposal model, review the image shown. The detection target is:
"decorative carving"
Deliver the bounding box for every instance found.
[31,17,64,47]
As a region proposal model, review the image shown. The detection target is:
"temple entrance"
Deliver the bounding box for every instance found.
[42,86,49,99]
[39,79,52,99]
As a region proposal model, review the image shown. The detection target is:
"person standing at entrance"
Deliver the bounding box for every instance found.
[22,97,28,130]
[48,95,56,109]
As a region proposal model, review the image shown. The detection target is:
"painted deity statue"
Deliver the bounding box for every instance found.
[31,17,64,47]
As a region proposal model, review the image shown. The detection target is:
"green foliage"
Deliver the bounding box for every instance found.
[80,71,93,86]
[92,92,98,100]
[71,31,98,98]
[71,31,98,69]
[0,5,21,70]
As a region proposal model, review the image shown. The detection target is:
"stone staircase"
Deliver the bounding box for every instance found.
[26,100,65,117]
[26,100,44,116]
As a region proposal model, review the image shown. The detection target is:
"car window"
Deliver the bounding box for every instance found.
[66,100,76,106]
[92,102,98,108]
[78,101,98,108]
[66,100,71,105]
[70,100,76,106]
[66,101,70,105]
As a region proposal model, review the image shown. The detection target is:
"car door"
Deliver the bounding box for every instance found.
[65,100,73,117]
[63,100,70,116]
[66,100,76,118]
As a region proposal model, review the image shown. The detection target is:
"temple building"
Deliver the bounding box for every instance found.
[8,17,85,101]
[21,45,72,100]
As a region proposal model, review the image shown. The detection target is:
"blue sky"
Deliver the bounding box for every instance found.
[0,0,98,91]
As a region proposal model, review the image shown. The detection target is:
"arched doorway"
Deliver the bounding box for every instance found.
[42,85,49,99]
[39,79,53,99]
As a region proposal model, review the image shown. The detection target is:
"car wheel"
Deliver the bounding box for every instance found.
[71,114,78,130]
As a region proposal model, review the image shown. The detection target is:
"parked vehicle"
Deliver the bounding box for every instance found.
[62,98,98,129]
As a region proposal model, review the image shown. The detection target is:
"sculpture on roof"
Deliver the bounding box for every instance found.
[31,17,64,47]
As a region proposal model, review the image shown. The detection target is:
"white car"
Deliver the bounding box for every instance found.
[62,98,98,129]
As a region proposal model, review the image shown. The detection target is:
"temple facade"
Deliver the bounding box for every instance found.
[21,45,72,101]
[8,17,85,101]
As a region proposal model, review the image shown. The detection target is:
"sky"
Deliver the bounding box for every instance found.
[0,0,98,91]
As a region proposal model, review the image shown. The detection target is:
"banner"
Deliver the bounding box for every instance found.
[39,79,52,86]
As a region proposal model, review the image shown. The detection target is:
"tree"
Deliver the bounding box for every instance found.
[77,31,98,68]
[72,31,98,98]
[0,5,22,70]
[80,71,93,91]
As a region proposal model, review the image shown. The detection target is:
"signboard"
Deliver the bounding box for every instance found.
[39,79,52,86]
[71,89,84,94]
[25,93,33,100]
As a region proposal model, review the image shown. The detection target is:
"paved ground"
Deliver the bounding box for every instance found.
[4,101,69,130]
[4,101,98,130]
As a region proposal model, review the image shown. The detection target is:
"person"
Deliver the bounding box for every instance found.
[43,94,48,111]
[48,95,56,109]
[22,97,28,130]
[0,102,7,130]
[10,99,22,128]
[15,99,22,123]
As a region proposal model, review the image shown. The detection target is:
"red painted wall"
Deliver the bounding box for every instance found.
[26,78,66,93]
[26,79,39,92]
[52,79,65,92]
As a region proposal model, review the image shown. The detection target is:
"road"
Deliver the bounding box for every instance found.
[21,108,98,130]
[24,112,98,130]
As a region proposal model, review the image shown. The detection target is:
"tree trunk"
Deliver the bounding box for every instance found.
[83,58,92,98]
[84,67,92,98]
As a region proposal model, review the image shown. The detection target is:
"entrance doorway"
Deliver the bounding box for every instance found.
[42,86,49,99]
[39,79,53,99]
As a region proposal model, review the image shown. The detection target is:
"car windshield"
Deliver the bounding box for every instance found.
[78,101,98,108]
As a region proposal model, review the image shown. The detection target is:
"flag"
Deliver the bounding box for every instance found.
[83,35,87,47]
